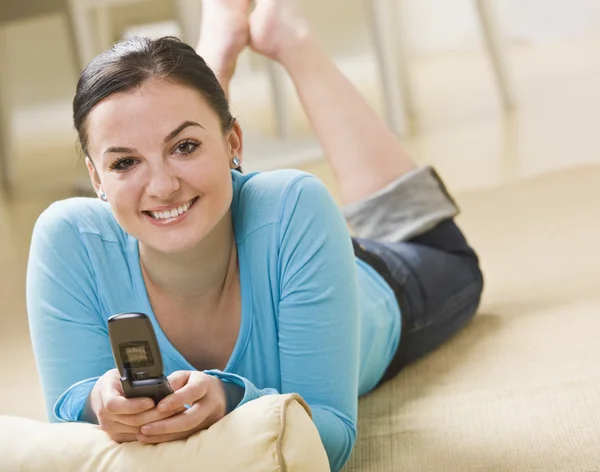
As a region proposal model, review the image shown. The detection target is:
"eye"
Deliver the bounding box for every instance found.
[174,140,200,155]
[109,157,138,171]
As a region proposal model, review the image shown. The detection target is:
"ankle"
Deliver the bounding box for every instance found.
[274,21,314,65]
[276,27,319,71]
[196,40,239,80]
[212,72,232,98]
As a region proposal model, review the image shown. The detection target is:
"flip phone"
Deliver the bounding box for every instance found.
[108,312,173,404]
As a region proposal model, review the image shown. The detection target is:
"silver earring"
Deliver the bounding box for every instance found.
[100,192,108,202]
[232,156,240,167]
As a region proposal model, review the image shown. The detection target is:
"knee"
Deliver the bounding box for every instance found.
[469,246,484,288]
[463,252,485,318]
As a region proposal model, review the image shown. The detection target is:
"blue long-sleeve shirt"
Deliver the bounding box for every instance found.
[26,169,401,471]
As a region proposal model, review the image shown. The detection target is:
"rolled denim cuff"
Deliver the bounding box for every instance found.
[342,165,459,242]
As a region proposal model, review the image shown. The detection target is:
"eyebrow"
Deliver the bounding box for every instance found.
[102,121,205,156]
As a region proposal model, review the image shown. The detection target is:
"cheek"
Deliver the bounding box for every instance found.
[191,165,234,214]
[181,157,231,191]
[103,177,144,220]
[103,166,148,195]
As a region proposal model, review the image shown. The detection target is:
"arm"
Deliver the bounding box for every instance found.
[26,203,114,422]
[206,174,360,471]
[276,174,360,470]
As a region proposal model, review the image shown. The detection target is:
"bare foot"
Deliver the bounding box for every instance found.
[248,0,311,61]
[196,0,251,80]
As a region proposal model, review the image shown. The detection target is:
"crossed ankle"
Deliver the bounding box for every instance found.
[272,21,314,64]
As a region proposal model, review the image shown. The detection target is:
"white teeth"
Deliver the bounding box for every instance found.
[148,198,194,220]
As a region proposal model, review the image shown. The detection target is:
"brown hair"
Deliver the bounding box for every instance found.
[73,36,235,158]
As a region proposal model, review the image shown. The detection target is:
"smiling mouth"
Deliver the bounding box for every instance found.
[143,197,198,220]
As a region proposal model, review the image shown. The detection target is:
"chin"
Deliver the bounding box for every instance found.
[121,211,209,254]
[147,236,203,255]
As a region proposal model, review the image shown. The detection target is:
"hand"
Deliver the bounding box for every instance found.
[248,0,311,61]
[136,371,228,444]
[89,369,184,443]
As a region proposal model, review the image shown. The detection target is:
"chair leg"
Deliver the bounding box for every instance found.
[95,5,113,53]
[0,122,11,198]
[0,32,12,197]
[266,60,293,138]
[363,0,414,137]
[172,0,203,46]
[63,3,84,74]
[68,0,97,69]
[474,0,516,111]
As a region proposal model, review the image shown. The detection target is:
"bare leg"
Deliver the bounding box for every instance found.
[248,0,417,206]
[195,0,252,98]
[196,0,418,206]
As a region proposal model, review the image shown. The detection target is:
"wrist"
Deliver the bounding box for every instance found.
[81,385,100,424]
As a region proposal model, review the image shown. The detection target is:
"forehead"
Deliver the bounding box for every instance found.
[86,80,218,155]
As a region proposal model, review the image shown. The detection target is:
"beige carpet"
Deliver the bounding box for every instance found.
[343,165,600,471]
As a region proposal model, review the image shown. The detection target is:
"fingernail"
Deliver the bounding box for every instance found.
[158,402,169,411]
[141,426,151,434]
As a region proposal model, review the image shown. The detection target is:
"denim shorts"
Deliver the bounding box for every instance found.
[344,166,484,385]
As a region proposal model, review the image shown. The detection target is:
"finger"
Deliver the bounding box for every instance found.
[114,423,142,435]
[166,370,192,392]
[141,401,211,436]
[111,433,140,443]
[119,405,187,428]
[101,373,158,415]
[100,420,141,436]
[97,418,141,443]
[103,390,155,416]
[137,430,192,444]
[158,373,209,412]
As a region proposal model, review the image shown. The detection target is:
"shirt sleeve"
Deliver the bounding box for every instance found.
[277,175,360,471]
[26,203,113,422]
[207,174,360,471]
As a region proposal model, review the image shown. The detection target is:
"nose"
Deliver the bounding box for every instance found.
[146,162,181,199]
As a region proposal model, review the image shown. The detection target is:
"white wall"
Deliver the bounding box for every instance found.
[402,0,600,54]
[126,0,600,57]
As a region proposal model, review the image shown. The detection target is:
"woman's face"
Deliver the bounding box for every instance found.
[85,80,242,254]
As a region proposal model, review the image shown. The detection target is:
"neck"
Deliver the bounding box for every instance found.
[139,211,238,310]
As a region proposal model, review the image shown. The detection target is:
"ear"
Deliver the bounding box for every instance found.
[227,120,243,168]
[85,157,104,198]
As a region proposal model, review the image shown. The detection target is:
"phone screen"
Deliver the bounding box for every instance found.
[119,341,155,369]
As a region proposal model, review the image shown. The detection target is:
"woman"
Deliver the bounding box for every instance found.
[26,1,483,470]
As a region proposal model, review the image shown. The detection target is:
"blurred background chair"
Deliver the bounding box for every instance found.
[0,34,10,197]
[268,0,515,141]
[65,0,515,159]
[0,0,515,195]
[67,0,188,69]
[64,0,514,176]
[0,1,79,197]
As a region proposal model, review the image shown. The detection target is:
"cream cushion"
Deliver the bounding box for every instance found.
[0,394,330,472]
